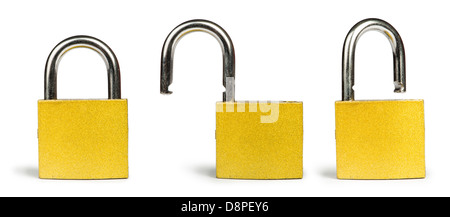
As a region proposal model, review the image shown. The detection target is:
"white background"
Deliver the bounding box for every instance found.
[0,0,448,197]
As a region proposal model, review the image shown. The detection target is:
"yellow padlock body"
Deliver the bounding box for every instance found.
[335,100,425,180]
[216,102,303,179]
[38,99,128,180]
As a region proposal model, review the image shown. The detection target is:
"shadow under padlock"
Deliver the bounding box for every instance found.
[335,18,425,180]
[38,36,128,180]
[160,19,303,180]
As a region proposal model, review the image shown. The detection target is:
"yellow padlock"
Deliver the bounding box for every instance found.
[335,19,425,180]
[161,19,303,179]
[38,36,128,179]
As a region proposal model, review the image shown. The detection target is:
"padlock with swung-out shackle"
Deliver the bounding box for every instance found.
[161,19,303,179]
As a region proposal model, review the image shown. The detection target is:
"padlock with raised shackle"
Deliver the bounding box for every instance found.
[335,19,425,180]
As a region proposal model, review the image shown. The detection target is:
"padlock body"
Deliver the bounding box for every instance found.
[335,100,425,180]
[216,102,303,179]
[38,99,128,179]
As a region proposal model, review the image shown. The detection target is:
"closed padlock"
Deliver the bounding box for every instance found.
[335,19,425,180]
[161,20,303,179]
[38,36,128,179]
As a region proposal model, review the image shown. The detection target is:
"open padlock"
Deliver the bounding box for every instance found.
[161,19,303,179]
[38,36,128,179]
[335,19,425,180]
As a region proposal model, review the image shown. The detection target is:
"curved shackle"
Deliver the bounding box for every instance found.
[342,18,406,101]
[160,19,236,102]
[44,35,121,100]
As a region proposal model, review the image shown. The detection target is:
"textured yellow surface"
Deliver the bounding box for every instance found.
[335,100,425,180]
[216,102,303,179]
[38,99,128,179]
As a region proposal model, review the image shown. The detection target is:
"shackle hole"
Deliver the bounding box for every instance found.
[353,32,395,99]
[56,48,108,99]
[169,33,224,99]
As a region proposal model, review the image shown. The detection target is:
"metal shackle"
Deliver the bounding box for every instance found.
[44,35,121,100]
[342,18,406,101]
[160,19,236,102]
